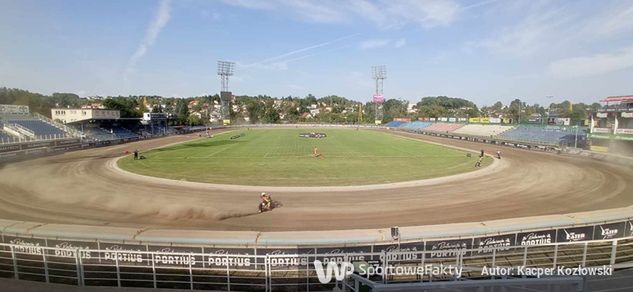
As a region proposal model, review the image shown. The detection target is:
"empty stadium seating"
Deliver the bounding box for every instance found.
[453,124,514,137]
[110,127,140,139]
[400,121,432,129]
[424,122,465,132]
[81,127,117,141]
[81,126,140,141]
[499,125,585,145]
[6,119,66,137]
[384,121,405,127]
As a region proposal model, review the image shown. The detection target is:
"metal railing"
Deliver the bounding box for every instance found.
[339,274,585,292]
[0,237,631,291]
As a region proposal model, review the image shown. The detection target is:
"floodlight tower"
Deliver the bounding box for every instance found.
[217,60,235,125]
[371,65,386,124]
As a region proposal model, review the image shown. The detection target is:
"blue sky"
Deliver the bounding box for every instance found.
[1,0,633,106]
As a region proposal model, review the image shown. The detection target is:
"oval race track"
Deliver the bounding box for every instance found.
[0,128,632,232]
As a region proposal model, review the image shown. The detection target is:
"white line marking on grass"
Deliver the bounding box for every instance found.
[205,147,231,158]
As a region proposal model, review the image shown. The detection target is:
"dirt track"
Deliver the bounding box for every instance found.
[0,129,632,232]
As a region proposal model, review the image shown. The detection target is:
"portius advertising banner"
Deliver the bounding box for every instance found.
[425,239,472,259]
[517,230,556,246]
[472,234,516,255]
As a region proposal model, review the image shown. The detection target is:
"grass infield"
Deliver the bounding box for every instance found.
[118,128,491,186]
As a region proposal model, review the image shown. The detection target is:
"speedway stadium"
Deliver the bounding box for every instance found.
[0,103,633,291]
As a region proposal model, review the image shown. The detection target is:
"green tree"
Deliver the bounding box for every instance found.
[174,99,189,125]
[103,97,142,118]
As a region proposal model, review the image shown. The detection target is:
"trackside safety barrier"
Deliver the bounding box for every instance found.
[338,274,585,292]
[0,237,631,291]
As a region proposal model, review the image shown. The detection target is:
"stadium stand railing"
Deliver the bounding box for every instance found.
[0,129,17,143]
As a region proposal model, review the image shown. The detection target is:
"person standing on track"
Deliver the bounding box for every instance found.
[313,146,322,158]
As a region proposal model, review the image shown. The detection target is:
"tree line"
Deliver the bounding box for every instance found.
[0,87,601,126]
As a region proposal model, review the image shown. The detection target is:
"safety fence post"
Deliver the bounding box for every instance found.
[151,253,157,289]
[42,249,49,283]
[582,242,587,266]
[382,250,388,284]
[115,251,121,287]
[75,248,84,286]
[189,255,194,290]
[553,245,558,268]
[225,254,230,292]
[610,240,618,266]
[10,246,18,279]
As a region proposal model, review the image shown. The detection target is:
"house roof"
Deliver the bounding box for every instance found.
[601,95,633,102]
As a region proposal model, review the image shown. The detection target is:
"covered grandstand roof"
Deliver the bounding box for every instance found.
[600,95,633,102]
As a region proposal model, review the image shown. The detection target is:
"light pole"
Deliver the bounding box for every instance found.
[574,121,580,148]
[545,96,554,125]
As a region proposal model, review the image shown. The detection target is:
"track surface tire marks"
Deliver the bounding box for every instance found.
[0,129,632,231]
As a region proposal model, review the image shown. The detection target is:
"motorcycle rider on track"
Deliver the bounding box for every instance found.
[260,192,272,212]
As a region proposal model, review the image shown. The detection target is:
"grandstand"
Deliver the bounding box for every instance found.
[500,125,584,146]
[453,124,513,137]
[386,120,590,148]
[1,105,76,144]
[6,118,66,137]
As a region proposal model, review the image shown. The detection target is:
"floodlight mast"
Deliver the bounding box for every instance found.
[217,61,235,124]
[372,65,386,95]
[371,65,386,124]
[217,61,234,92]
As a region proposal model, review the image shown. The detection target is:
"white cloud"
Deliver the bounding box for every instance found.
[240,34,357,71]
[359,38,406,50]
[477,7,572,57]
[383,0,460,28]
[588,3,633,37]
[360,39,390,50]
[124,0,172,80]
[221,0,461,28]
[548,46,633,79]
[394,38,407,48]
[476,2,633,58]
[222,0,274,10]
